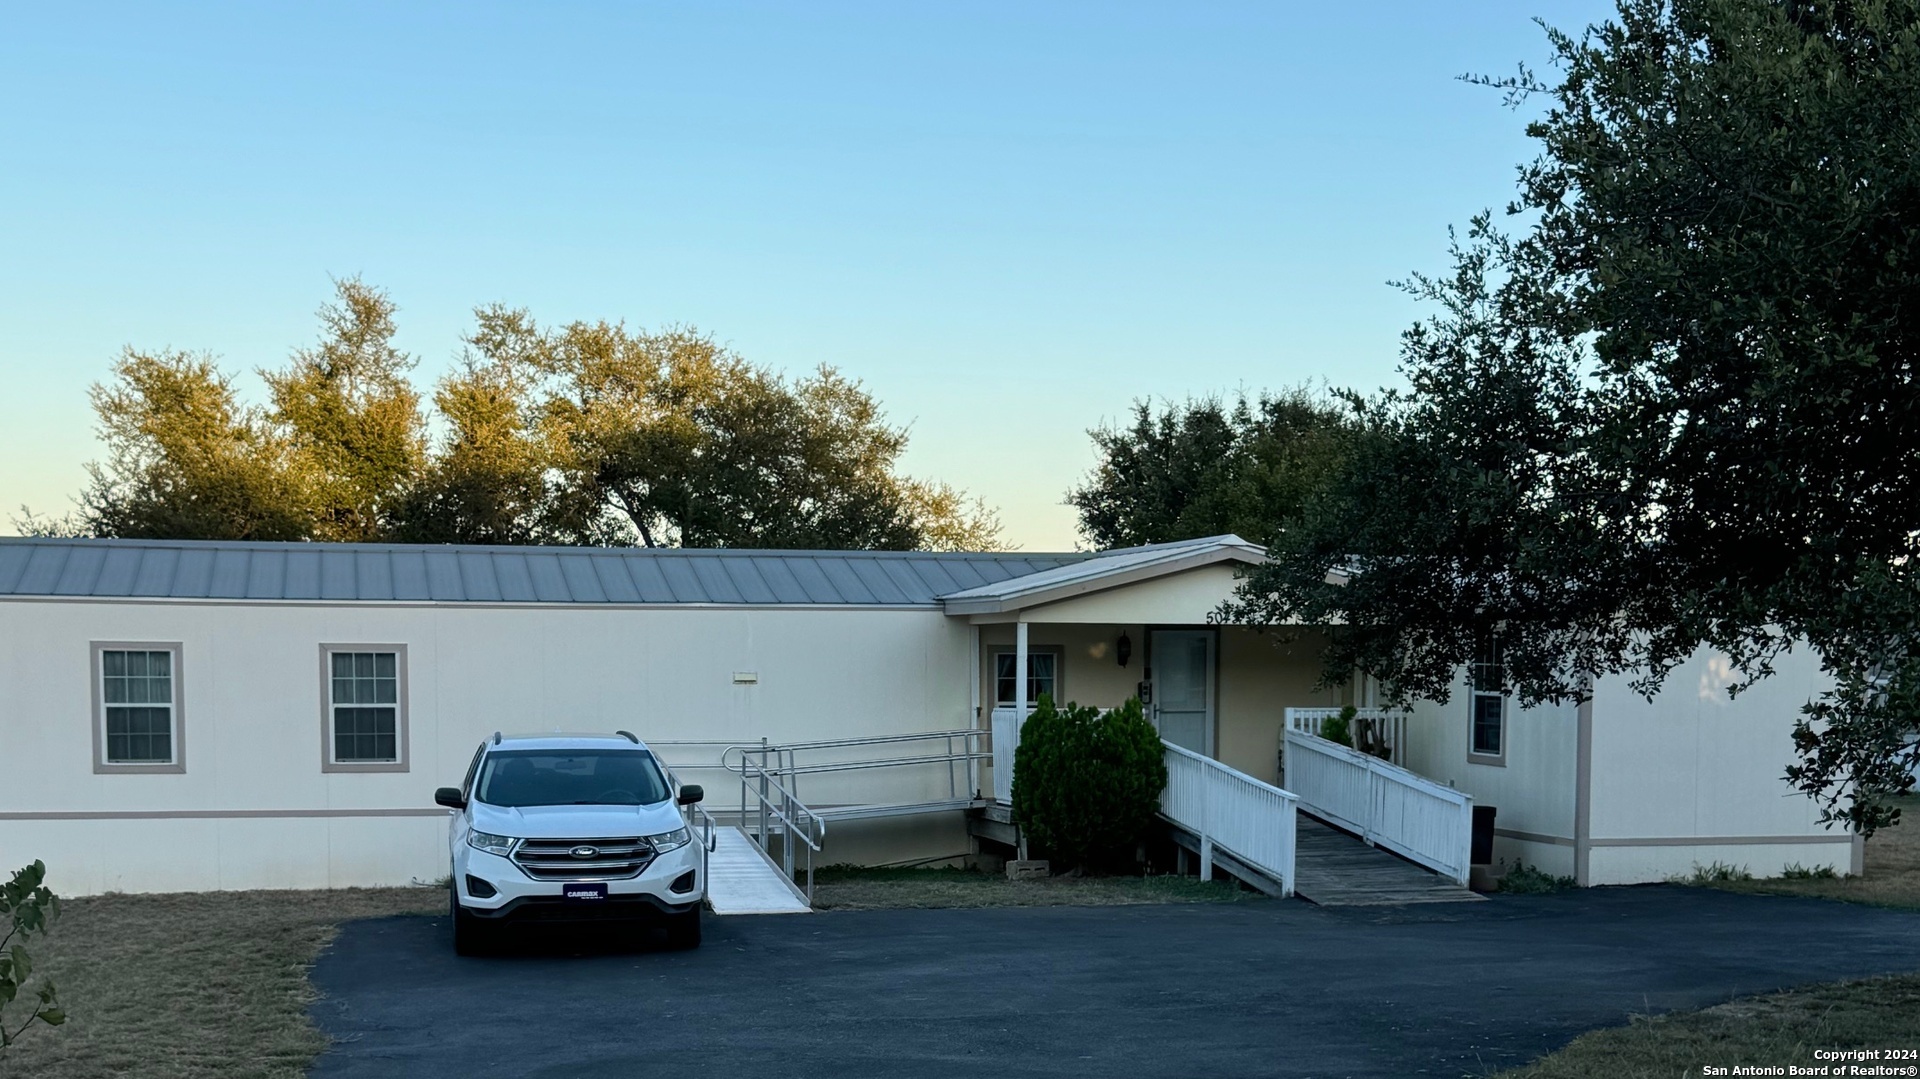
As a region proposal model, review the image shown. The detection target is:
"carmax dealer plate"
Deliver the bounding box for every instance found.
[562,882,608,902]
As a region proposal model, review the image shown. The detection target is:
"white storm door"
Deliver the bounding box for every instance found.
[1150,630,1214,756]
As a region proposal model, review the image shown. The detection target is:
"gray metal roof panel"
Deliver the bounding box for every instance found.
[54,546,104,595]
[556,555,606,603]
[526,553,573,603]
[746,557,803,603]
[95,547,143,596]
[719,558,778,605]
[173,548,215,597]
[284,549,322,600]
[814,558,877,604]
[491,552,537,603]
[780,557,843,604]
[209,549,250,598]
[687,559,744,604]
[246,550,284,599]
[0,539,1095,606]
[319,550,356,601]
[0,546,29,593]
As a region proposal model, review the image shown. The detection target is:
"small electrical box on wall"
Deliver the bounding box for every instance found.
[1137,680,1152,704]
[732,671,759,685]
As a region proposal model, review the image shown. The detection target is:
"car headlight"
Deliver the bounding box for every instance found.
[467,830,516,857]
[647,827,691,854]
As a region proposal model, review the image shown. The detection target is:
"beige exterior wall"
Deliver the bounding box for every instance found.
[0,597,973,894]
[1583,643,1851,883]
[976,622,1334,786]
[1012,564,1245,625]
[1400,675,1580,874]
[1216,627,1339,783]
[975,623,1145,714]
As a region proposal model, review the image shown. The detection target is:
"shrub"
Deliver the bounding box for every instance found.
[0,860,65,1055]
[1780,862,1839,880]
[1318,705,1356,747]
[1674,860,1754,884]
[1497,861,1577,894]
[1011,695,1168,872]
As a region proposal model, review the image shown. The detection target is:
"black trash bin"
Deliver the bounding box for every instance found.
[1471,805,1497,866]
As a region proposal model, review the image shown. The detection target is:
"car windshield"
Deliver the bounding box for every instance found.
[473,750,672,808]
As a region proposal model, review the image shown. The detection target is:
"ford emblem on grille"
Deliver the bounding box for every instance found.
[570,845,600,859]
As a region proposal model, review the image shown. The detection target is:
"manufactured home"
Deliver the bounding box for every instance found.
[0,534,1858,897]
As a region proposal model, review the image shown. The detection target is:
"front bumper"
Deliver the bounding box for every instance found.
[455,838,704,921]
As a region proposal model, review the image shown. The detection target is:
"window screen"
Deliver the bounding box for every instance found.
[330,651,399,763]
[101,648,175,764]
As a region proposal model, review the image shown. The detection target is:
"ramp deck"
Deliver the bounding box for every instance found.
[1291,817,1484,906]
[705,826,811,915]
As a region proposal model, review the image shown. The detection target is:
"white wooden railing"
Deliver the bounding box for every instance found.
[1282,729,1472,884]
[1284,707,1406,766]
[990,706,1023,804]
[1159,741,1298,897]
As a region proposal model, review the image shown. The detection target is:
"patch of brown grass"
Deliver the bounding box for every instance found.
[0,887,442,1079]
[1498,974,1920,1078]
[809,865,1261,911]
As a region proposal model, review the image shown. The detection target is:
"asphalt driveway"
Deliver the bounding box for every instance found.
[310,887,1920,1079]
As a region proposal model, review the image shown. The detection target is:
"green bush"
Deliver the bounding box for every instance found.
[1780,862,1839,880]
[1010,695,1169,872]
[1497,861,1577,894]
[1318,705,1356,747]
[1674,860,1754,884]
[0,860,65,1055]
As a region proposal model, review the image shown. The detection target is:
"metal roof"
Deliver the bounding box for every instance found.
[937,535,1264,614]
[0,538,1091,607]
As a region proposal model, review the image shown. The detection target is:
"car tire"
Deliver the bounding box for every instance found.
[450,878,494,957]
[663,904,702,950]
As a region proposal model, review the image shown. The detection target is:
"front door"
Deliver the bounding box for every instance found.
[1150,630,1214,755]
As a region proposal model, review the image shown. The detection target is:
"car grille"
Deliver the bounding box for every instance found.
[512,837,655,880]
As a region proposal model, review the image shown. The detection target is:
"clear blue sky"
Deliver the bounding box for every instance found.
[0,1,1615,551]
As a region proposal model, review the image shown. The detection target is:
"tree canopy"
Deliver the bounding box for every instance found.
[40,280,1002,553]
[1228,0,1920,832]
[1067,388,1357,549]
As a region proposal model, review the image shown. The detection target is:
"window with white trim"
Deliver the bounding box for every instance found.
[993,650,1059,708]
[1468,640,1506,761]
[324,647,407,769]
[97,646,182,768]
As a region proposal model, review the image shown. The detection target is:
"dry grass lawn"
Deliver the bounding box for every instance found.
[0,887,442,1079]
[1499,974,1920,1078]
[809,864,1262,910]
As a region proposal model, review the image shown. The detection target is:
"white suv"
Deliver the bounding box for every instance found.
[434,731,708,955]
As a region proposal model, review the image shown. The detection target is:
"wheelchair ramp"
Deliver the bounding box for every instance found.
[1292,817,1484,906]
[706,826,811,915]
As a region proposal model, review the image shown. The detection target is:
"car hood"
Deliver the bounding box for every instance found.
[470,800,685,840]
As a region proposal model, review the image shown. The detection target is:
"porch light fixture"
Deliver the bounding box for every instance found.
[1117,632,1132,668]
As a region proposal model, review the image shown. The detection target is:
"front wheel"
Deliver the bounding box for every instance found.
[662,905,702,950]
[450,878,495,956]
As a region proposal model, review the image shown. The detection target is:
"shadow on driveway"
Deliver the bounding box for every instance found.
[310,886,1920,1079]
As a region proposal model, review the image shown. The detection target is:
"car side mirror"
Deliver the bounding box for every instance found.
[434,787,466,810]
[677,784,704,806]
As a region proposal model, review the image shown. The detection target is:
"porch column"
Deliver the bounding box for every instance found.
[968,624,980,721]
[1014,620,1029,717]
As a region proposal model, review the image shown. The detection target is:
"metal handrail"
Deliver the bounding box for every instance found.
[737,759,827,903]
[765,750,994,777]
[748,729,986,753]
